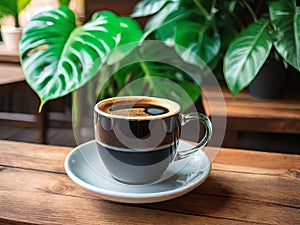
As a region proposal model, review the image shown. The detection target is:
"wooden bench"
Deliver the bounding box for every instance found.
[202,81,300,148]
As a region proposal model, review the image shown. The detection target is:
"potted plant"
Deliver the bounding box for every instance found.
[0,0,71,50]
[130,0,299,98]
[20,2,203,112]
[223,0,300,98]
[20,6,142,110]
[20,2,210,143]
[19,0,300,116]
[0,0,32,50]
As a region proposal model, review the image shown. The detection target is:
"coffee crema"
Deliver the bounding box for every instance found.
[110,104,169,117]
[96,96,180,119]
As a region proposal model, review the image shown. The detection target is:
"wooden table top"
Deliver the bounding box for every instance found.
[0,140,299,224]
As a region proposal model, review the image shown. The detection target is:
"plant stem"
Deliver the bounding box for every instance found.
[242,0,257,22]
[210,0,216,16]
[140,61,154,92]
[15,13,19,27]
[72,90,80,128]
[193,0,209,18]
[87,80,94,106]
[137,45,154,94]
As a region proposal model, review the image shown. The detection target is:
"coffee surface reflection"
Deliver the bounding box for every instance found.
[109,104,169,117]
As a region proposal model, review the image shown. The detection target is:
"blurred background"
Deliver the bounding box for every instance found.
[0,0,299,155]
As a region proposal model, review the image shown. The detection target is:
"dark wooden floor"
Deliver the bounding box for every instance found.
[0,122,299,154]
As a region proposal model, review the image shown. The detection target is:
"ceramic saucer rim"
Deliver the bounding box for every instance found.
[64,140,211,203]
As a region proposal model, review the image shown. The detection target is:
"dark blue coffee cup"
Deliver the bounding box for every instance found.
[94,96,212,184]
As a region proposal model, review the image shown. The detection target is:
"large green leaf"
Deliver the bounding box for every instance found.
[107,16,143,65]
[142,0,181,40]
[174,20,221,66]
[155,7,194,46]
[217,0,237,14]
[17,0,31,13]
[131,0,171,18]
[115,62,200,111]
[119,17,142,45]
[224,18,273,97]
[269,0,300,71]
[20,7,122,107]
[0,0,17,16]
[59,0,70,6]
[0,0,31,16]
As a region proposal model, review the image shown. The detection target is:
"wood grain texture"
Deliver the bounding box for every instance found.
[202,83,300,121]
[202,82,300,149]
[0,167,248,225]
[0,141,299,224]
[0,140,70,173]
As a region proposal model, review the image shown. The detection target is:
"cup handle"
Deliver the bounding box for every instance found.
[174,112,212,161]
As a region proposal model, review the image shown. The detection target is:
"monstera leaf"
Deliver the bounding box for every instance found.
[0,0,31,16]
[20,6,142,109]
[115,61,201,111]
[174,19,220,66]
[107,16,143,65]
[131,0,171,18]
[269,0,300,71]
[0,0,31,26]
[141,0,181,40]
[223,18,272,97]
[155,8,194,46]
[59,0,70,6]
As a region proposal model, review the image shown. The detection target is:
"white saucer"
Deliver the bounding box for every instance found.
[64,140,211,204]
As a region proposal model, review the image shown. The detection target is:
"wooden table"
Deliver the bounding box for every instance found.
[0,140,299,224]
[202,82,300,147]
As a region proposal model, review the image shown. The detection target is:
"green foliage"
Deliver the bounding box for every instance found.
[21,0,299,110]
[223,0,300,96]
[224,18,272,97]
[59,0,71,6]
[20,7,142,109]
[132,0,300,97]
[0,0,31,27]
[98,61,200,111]
[269,0,300,71]
[132,0,223,67]
[20,3,202,110]
[131,0,170,18]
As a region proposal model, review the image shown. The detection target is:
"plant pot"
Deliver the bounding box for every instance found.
[248,60,288,99]
[1,26,22,51]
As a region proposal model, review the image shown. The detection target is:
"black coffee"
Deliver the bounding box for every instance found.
[98,97,179,118]
[110,104,169,117]
[95,96,182,184]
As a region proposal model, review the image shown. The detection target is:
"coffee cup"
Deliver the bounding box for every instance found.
[94,96,212,184]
